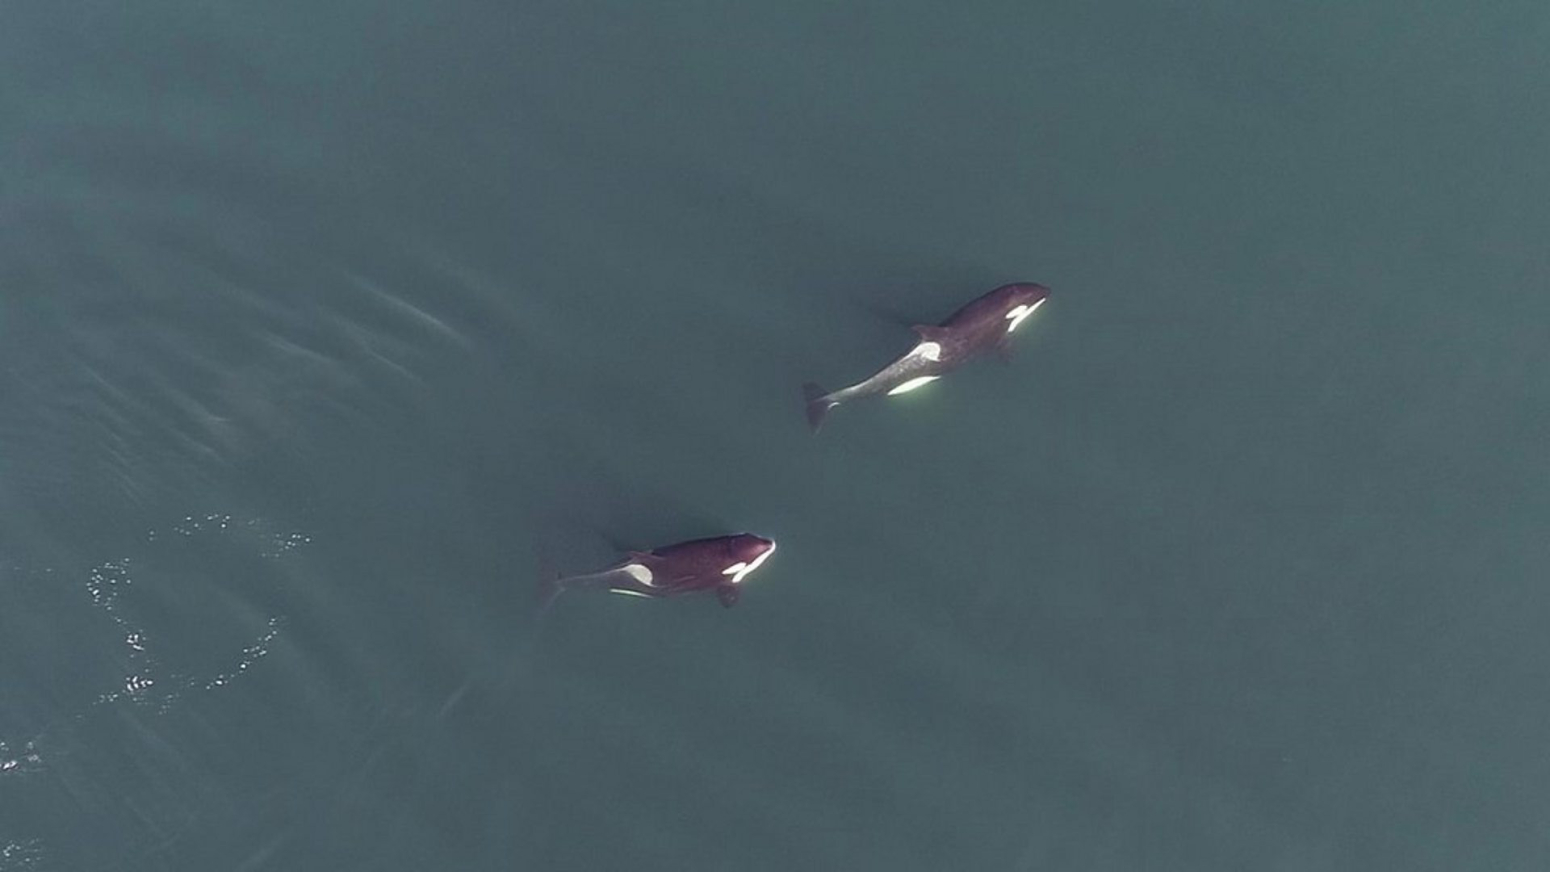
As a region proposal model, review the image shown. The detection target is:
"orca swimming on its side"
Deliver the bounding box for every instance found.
[539,533,777,610]
[803,282,1050,431]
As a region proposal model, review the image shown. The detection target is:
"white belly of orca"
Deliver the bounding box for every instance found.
[888,375,940,395]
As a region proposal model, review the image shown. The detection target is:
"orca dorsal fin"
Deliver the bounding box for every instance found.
[912,324,947,342]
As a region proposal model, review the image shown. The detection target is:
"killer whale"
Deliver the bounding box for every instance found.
[540,533,777,609]
[803,282,1050,430]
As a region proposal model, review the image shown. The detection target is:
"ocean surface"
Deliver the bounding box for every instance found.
[3,2,1548,870]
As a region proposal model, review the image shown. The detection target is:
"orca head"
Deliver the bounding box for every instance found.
[721,534,778,584]
[1000,283,1051,332]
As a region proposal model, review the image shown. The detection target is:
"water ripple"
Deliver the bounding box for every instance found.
[0,513,311,869]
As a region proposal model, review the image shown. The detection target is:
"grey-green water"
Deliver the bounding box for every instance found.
[3,2,1548,869]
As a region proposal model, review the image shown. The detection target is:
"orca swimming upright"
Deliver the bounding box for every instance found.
[803,282,1050,430]
[540,533,777,609]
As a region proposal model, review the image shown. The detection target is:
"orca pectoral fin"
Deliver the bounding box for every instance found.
[993,337,1016,364]
[715,584,740,608]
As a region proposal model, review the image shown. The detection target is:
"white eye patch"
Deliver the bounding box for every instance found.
[722,543,776,584]
[1003,298,1045,332]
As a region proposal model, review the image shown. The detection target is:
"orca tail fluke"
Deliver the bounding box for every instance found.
[537,576,562,614]
[535,551,565,619]
[802,382,838,432]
